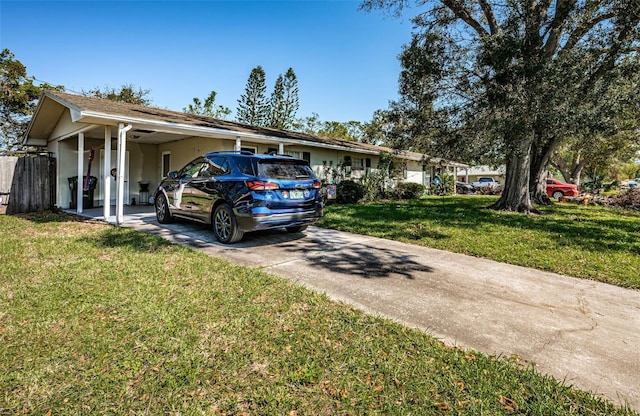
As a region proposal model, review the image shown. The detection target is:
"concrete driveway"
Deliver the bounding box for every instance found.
[97,208,640,411]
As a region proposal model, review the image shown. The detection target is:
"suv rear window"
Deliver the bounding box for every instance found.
[231,156,256,176]
[257,160,313,179]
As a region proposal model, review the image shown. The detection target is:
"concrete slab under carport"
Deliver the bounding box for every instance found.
[76,206,640,411]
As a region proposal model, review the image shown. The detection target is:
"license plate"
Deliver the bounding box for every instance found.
[289,190,304,199]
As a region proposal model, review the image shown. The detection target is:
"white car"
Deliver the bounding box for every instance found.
[621,181,639,190]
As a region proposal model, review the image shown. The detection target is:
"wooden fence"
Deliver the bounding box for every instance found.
[0,154,56,214]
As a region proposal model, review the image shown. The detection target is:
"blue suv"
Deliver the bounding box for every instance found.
[154,151,323,243]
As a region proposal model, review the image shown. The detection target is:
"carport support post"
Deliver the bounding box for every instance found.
[77,132,84,214]
[103,126,111,220]
[279,143,284,154]
[235,137,241,151]
[116,123,132,225]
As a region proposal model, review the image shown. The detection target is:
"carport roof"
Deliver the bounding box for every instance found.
[24,90,468,167]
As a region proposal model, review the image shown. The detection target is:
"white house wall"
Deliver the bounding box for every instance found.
[127,142,157,204]
[50,136,156,209]
[48,109,88,141]
[406,170,425,185]
[157,136,233,177]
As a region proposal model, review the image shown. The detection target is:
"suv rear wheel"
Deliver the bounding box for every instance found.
[213,204,244,244]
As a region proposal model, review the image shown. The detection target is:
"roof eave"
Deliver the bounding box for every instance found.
[78,110,382,155]
[22,93,48,146]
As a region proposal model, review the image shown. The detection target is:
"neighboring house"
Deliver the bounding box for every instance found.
[458,165,506,185]
[23,91,467,223]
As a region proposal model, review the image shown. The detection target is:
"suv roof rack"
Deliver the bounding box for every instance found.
[208,150,255,156]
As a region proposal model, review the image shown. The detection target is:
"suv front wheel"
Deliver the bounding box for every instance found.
[155,194,173,224]
[213,204,244,244]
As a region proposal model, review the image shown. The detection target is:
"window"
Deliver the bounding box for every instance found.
[284,151,311,162]
[352,157,364,171]
[257,160,313,179]
[232,156,256,176]
[343,156,352,177]
[241,146,257,154]
[179,159,203,179]
[208,156,231,176]
[162,152,171,177]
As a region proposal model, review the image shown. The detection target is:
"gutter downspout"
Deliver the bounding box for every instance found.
[116,123,133,225]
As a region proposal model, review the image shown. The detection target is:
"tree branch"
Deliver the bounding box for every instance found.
[542,0,579,60]
[559,11,616,56]
[477,0,498,35]
[441,0,489,38]
[583,22,635,92]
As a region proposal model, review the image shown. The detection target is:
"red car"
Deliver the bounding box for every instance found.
[546,178,579,199]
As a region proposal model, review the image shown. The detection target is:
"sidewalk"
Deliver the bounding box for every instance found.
[84,208,639,411]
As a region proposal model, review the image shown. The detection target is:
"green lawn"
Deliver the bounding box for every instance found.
[0,212,636,415]
[320,196,640,289]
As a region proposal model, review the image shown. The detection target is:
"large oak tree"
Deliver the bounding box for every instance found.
[362,0,640,212]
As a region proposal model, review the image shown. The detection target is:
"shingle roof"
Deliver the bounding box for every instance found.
[42,91,468,167]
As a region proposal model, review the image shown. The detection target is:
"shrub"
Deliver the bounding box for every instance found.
[336,180,366,204]
[393,182,426,200]
[361,170,390,202]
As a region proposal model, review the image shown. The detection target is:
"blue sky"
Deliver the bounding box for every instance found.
[1,0,416,123]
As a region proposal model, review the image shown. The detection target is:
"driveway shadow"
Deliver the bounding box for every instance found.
[278,230,434,279]
[136,219,434,279]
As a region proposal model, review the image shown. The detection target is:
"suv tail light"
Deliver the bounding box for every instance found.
[313,181,321,189]
[246,180,280,191]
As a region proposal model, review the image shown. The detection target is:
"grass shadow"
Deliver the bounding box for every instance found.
[79,226,174,252]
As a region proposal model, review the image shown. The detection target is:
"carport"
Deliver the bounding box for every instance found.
[23,92,301,225]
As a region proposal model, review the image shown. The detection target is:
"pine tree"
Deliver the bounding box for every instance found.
[236,66,269,126]
[281,68,299,130]
[269,74,286,129]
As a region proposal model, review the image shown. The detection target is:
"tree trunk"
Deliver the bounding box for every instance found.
[530,164,552,205]
[551,152,587,187]
[571,160,587,188]
[529,139,555,205]
[551,154,573,183]
[491,140,537,213]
